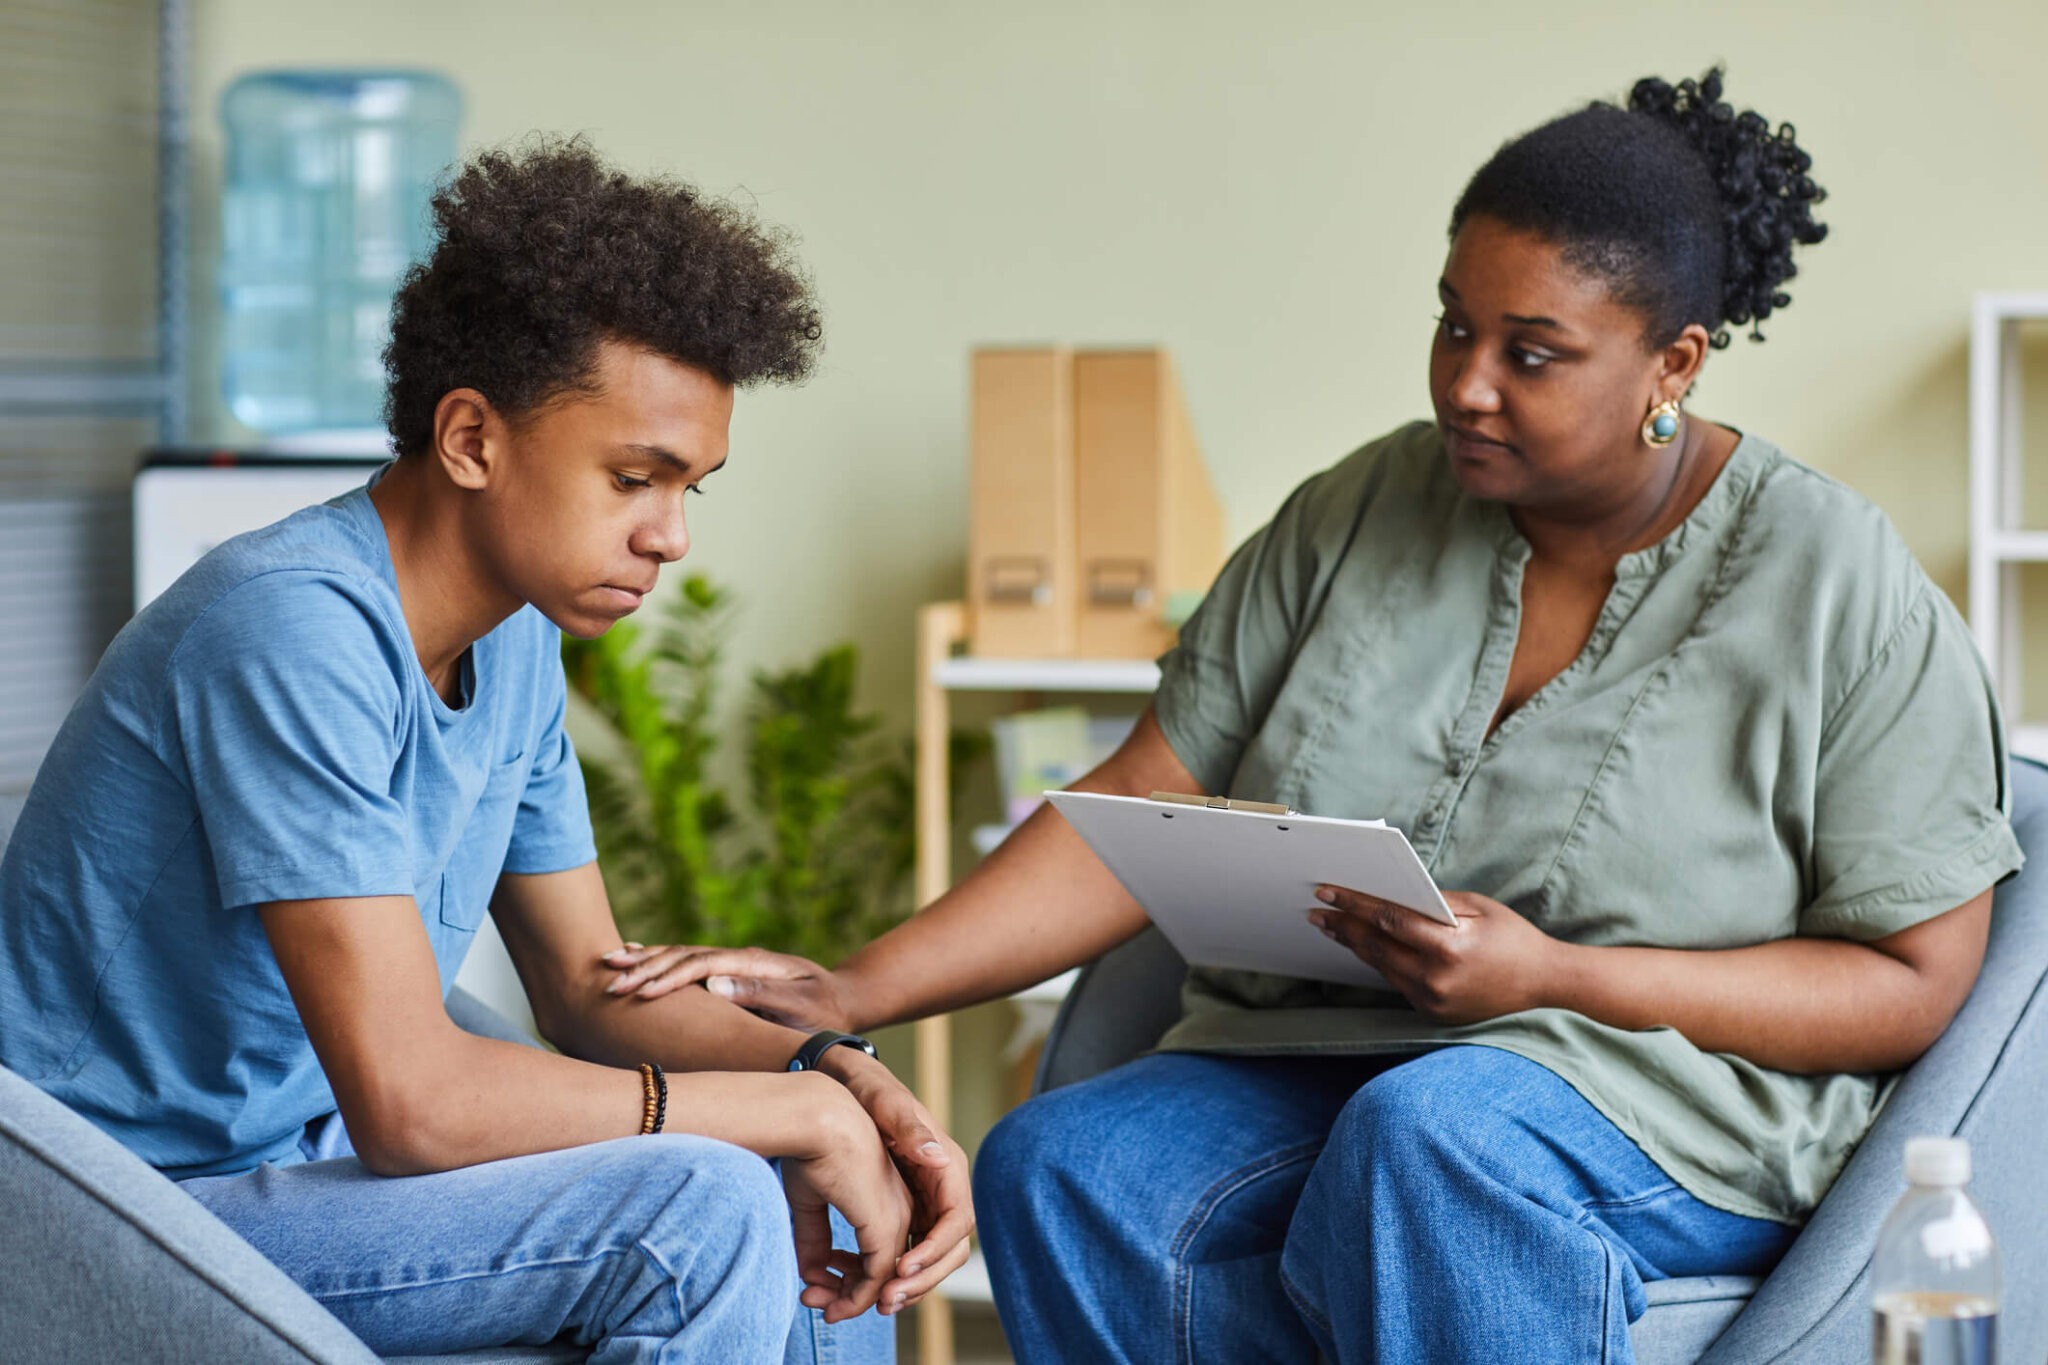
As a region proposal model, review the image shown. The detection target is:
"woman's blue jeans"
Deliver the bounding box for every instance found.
[974,1046,1796,1364]
[180,1113,894,1364]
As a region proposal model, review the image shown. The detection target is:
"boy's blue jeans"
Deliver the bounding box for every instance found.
[975,1046,1796,1364]
[180,1113,894,1364]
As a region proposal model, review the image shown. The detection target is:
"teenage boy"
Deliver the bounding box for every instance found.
[0,139,969,1363]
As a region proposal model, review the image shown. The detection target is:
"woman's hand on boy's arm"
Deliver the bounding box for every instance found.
[603,706,1195,1031]
[493,864,854,1071]
[601,942,860,1033]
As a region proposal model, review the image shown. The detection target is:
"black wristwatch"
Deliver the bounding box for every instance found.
[786,1029,878,1073]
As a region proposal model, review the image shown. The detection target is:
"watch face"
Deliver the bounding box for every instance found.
[819,1033,871,1061]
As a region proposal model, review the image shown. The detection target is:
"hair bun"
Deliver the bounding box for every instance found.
[1627,67,1828,344]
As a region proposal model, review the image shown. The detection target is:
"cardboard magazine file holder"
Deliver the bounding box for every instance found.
[1072,348,1226,659]
[967,346,1077,657]
[966,345,1226,659]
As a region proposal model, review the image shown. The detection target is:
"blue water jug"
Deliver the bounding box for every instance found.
[219,70,461,438]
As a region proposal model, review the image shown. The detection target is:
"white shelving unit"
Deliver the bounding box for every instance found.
[1969,292,2048,761]
[910,603,1162,1360]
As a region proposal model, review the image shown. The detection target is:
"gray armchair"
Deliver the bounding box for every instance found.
[1034,757,2048,1363]
[0,987,587,1364]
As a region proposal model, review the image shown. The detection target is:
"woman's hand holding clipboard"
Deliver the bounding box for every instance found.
[1043,790,1455,991]
[1047,790,1557,1020]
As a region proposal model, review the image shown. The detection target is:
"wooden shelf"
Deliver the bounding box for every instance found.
[932,655,1161,693]
[1983,531,2048,562]
[912,603,1161,1361]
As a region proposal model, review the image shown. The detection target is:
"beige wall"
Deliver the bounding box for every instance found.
[190,0,2048,728]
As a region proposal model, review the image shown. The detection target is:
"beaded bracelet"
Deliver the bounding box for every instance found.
[638,1062,667,1136]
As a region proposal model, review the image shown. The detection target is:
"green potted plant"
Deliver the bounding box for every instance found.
[562,574,973,961]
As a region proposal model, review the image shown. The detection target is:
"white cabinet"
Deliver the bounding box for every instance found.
[133,455,384,607]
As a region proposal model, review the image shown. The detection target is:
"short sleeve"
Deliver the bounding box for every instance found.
[503,648,597,875]
[161,573,416,910]
[1800,585,2025,940]
[1155,468,1332,795]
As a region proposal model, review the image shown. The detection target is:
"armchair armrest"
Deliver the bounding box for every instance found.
[0,1061,376,1364]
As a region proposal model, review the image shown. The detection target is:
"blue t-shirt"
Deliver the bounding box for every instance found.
[0,480,597,1178]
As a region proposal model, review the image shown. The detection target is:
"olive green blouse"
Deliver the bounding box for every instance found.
[1151,421,2023,1225]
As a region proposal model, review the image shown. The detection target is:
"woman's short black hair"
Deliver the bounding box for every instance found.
[383,135,822,457]
[1450,68,1827,349]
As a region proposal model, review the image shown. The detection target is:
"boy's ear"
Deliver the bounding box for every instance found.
[430,389,497,491]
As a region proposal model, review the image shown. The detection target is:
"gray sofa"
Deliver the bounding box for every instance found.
[1034,757,2048,1362]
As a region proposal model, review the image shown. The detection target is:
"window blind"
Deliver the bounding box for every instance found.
[0,0,173,794]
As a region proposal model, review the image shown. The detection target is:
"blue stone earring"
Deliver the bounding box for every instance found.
[1641,399,1682,449]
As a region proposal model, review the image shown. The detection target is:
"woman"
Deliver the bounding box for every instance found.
[608,70,2019,1361]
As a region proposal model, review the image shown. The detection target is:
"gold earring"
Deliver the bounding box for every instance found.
[1641,399,1682,449]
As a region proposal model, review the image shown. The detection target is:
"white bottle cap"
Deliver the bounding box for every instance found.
[1905,1137,1971,1187]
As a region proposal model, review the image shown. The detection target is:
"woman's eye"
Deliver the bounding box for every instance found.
[1511,348,1553,370]
[687,483,707,497]
[613,473,651,491]
[1435,312,1469,341]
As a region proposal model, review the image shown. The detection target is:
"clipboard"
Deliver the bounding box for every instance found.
[1044,790,1454,990]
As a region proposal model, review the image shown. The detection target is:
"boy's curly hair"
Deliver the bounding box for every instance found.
[383,136,822,456]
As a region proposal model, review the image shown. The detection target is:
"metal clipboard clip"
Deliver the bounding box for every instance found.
[1148,790,1297,817]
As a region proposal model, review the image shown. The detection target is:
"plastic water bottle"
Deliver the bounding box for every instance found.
[1871,1137,1998,1365]
[219,70,461,439]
